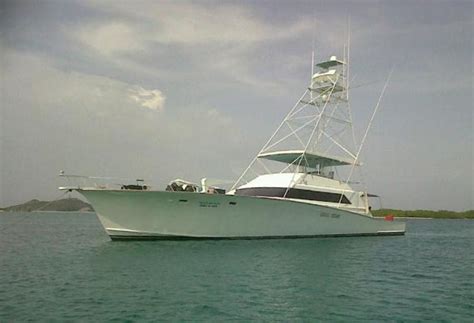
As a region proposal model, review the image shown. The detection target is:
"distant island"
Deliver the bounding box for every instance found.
[1,199,472,219]
[1,198,93,212]
[372,209,474,219]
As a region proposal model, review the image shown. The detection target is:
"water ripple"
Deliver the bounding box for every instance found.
[1,214,473,321]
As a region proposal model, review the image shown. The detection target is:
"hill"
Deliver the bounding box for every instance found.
[2,198,93,212]
[372,209,474,219]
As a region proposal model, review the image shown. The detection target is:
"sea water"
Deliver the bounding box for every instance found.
[1,213,473,321]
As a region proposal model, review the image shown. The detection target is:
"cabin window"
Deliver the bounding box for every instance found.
[235,187,351,204]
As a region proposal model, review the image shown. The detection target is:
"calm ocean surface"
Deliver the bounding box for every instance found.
[1,213,473,322]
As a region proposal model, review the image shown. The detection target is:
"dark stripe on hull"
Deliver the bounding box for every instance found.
[236,187,352,204]
[109,231,405,241]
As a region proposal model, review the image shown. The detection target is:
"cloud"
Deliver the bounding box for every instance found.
[76,22,143,56]
[1,49,244,205]
[72,1,315,90]
[149,6,312,45]
[129,86,166,111]
[82,2,313,46]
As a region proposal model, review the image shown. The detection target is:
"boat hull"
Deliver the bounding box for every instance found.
[78,189,405,240]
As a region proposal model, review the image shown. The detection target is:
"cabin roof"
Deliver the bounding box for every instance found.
[316,58,345,69]
[257,150,360,167]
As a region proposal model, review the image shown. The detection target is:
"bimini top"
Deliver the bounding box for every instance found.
[257,150,360,168]
[315,56,345,69]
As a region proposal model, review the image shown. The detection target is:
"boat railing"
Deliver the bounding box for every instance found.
[58,172,149,191]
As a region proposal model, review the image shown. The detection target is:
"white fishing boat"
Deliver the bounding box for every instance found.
[60,46,405,240]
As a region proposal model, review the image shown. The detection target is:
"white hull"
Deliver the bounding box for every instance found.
[78,189,405,240]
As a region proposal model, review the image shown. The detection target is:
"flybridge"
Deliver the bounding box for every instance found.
[230,42,395,212]
[310,56,346,96]
[231,52,357,190]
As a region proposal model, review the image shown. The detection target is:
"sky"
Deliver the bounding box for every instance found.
[0,0,472,211]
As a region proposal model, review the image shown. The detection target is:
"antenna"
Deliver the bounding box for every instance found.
[311,17,316,78]
[346,67,395,183]
[310,18,316,101]
[347,16,351,101]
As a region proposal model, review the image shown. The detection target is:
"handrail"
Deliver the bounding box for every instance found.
[59,172,150,190]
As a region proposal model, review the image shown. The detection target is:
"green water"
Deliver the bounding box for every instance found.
[1,213,473,321]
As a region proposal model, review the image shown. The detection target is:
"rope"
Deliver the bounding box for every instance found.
[29,191,71,212]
